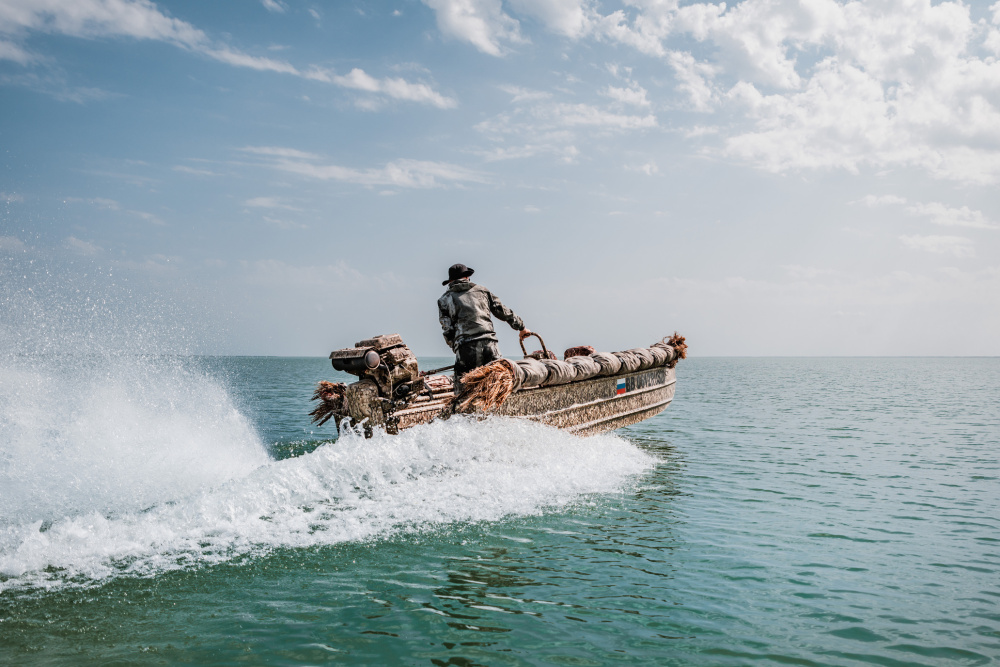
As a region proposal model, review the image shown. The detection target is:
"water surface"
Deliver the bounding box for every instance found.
[1,356,997,665]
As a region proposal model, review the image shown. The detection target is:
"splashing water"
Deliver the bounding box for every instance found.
[0,256,654,595]
[1,395,654,594]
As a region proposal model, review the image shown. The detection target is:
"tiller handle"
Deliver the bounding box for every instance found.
[519,332,550,360]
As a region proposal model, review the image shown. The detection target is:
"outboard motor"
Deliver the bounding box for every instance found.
[323,334,424,435]
[330,333,422,396]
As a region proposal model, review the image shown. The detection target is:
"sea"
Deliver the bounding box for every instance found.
[1,355,997,666]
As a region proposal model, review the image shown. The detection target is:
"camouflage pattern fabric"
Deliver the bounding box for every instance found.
[454,339,501,392]
[438,281,524,352]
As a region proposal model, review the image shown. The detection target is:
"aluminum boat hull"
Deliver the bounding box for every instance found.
[389,365,676,435]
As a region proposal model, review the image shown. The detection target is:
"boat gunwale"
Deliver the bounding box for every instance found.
[512,370,676,418]
[392,366,675,420]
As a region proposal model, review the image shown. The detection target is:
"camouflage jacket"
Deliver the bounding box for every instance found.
[438,281,524,352]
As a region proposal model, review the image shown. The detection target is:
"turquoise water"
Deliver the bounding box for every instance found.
[1,356,998,665]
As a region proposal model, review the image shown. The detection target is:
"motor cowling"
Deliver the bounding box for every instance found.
[328,333,421,397]
[330,348,380,373]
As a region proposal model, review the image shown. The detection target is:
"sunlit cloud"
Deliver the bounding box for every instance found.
[0,0,454,108]
[422,0,1000,184]
[241,146,488,188]
[305,67,456,109]
[260,0,287,13]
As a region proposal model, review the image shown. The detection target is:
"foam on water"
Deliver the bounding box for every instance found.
[1,365,654,593]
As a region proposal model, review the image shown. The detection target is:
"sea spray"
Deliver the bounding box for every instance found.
[0,252,270,591]
[0,253,656,595]
[0,354,268,526]
[1,416,655,593]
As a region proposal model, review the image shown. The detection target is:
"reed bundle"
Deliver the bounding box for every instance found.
[453,359,517,413]
[309,381,347,426]
[667,332,688,359]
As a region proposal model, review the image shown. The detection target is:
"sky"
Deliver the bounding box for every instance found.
[1,0,999,357]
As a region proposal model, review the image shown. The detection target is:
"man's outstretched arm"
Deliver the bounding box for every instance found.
[486,290,525,332]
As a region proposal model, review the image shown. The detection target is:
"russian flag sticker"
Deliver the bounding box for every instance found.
[616,378,627,395]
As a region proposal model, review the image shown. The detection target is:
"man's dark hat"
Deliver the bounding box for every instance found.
[443,263,475,286]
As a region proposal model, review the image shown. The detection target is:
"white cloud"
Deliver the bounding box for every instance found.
[858,194,908,207]
[64,236,101,255]
[899,234,975,257]
[602,83,650,107]
[421,0,523,56]
[628,161,658,175]
[683,125,719,138]
[498,84,551,103]
[260,0,286,13]
[0,0,298,76]
[0,0,205,45]
[280,158,486,188]
[703,1,1000,183]
[507,0,594,40]
[0,38,32,62]
[245,196,301,211]
[199,46,298,75]
[422,0,1000,184]
[668,50,717,112]
[541,102,657,129]
[475,142,579,163]
[477,83,656,165]
[0,70,116,102]
[306,67,457,108]
[248,149,488,188]
[0,235,26,251]
[904,202,999,230]
[240,145,322,160]
[172,165,219,176]
[127,209,164,225]
[0,0,453,108]
[857,195,998,229]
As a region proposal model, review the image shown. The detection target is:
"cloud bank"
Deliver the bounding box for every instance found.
[422,0,1000,183]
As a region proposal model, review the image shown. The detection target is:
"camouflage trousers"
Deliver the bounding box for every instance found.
[454,338,501,391]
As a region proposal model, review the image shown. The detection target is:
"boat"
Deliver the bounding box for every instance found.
[310,332,686,437]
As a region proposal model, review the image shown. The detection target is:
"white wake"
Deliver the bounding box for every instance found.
[1,358,654,593]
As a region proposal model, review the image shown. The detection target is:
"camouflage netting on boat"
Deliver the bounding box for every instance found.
[452,333,689,411]
[615,350,642,373]
[486,334,687,391]
[516,358,549,387]
[539,358,577,386]
[567,354,601,381]
[590,352,621,376]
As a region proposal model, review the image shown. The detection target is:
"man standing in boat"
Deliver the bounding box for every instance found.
[439,263,531,384]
